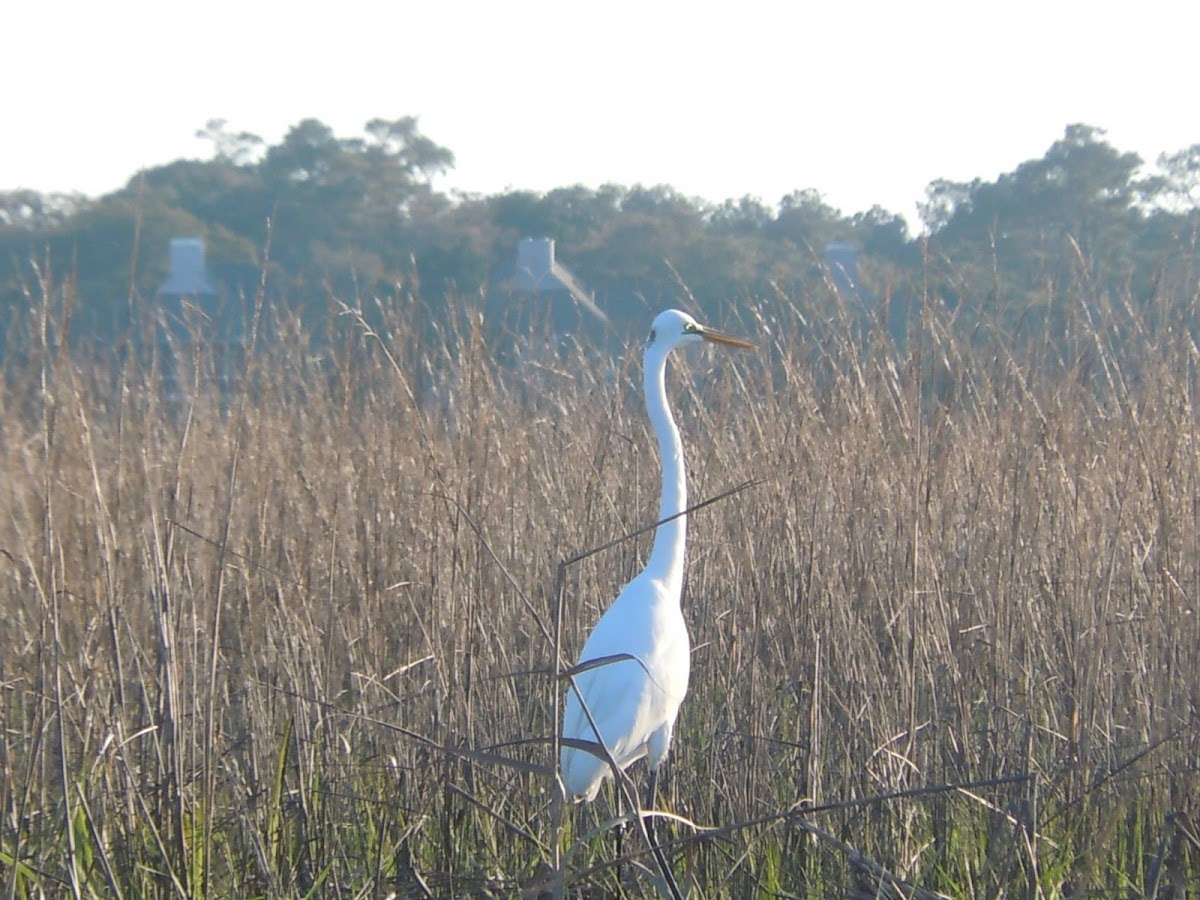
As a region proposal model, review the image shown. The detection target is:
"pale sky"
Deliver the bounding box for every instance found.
[5,0,1198,229]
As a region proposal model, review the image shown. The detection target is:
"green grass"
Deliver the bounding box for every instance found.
[1,263,1198,898]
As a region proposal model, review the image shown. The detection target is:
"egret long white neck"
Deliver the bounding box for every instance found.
[643,345,687,591]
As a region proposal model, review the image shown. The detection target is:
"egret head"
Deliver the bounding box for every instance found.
[646,309,755,354]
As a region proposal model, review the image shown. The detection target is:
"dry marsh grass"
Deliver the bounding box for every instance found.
[2,270,1199,899]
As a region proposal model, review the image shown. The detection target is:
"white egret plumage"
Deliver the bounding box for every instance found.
[559,308,753,894]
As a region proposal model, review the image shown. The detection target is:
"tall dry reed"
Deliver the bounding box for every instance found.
[1,264,1198,898]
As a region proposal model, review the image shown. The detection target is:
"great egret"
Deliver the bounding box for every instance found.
[560,308,753,891]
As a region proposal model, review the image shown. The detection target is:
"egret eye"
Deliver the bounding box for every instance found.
[648,328,657,343]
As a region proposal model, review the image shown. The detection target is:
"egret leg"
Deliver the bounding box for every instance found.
[645,767,685,900]
[614,786,625,887]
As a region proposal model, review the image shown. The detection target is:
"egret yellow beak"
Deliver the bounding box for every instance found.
[699,326,755,350]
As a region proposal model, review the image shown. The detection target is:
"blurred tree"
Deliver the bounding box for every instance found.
[261,119,343,187]
[254,117,456,303]
[541,184,624,247]
[1156,144,1200,210]
[919,178,980,234]
[927,125,1147,290]
[769,188,844,252]
[0,190,89,232]
[363,116,455,179]
[709,196,773,236]
[140,159,270,245]
[490,190,557,240]
[851,205,915,264]
[195,118,264,166]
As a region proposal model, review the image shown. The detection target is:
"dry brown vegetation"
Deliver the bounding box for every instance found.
[2,267,1199,899]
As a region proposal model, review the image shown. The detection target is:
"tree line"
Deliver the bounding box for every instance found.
[2,118,1198,346]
